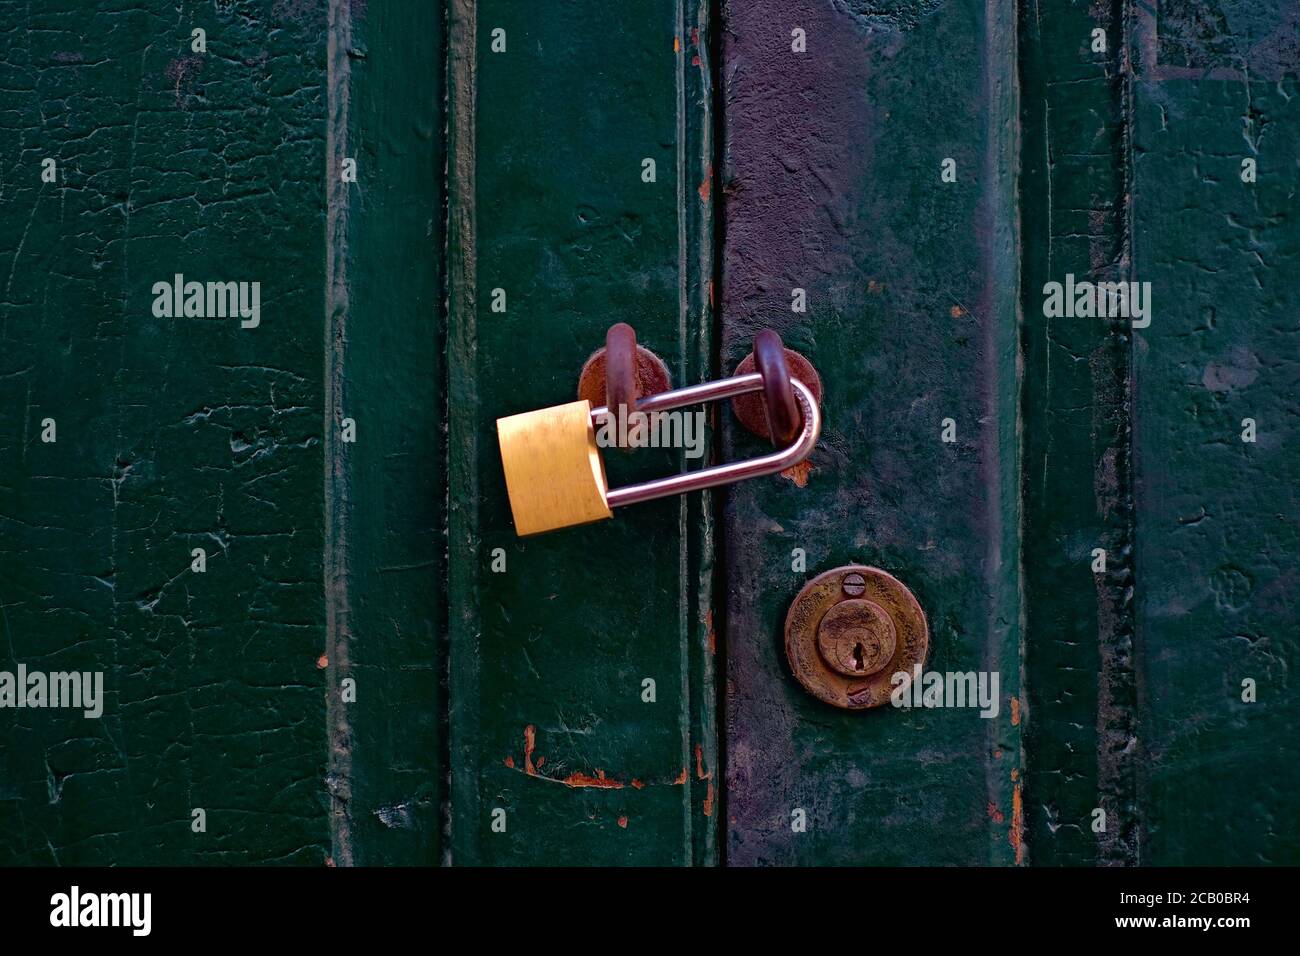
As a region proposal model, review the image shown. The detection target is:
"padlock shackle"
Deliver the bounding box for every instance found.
[593,373,821,509]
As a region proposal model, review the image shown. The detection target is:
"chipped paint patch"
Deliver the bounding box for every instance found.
[831,0,946,31]
[781,459,813,487]
[617,815,628,828]
[562,770,623,789]
[704,609,716,655]
[164,55,204,105]
[374,803,412,829]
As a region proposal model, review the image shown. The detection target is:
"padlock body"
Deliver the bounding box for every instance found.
[496,400,613,536]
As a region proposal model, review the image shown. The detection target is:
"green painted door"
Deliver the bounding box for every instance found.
[1,0,1295,867]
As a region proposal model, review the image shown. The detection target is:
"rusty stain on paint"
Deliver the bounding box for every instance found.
[781,459,813,487]
[950,305,965,318]
[986,801,1004,825]
[1010,696,1021,725]
[617,815,628,828]
[695,743,714,817]
[316,654,328,669]
[561,769,623,789]
[506,726,693,791]
[673,36,680,52]
[705,609,716,655]
[1010,780,1025,864]
[698,164,712,202]
[523,724,538,775]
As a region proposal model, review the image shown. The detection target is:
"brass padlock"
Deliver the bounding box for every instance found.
[496,399,614,536]
[497,371,821,536]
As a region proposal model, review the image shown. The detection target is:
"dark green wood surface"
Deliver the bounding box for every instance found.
[1021,0,1300,865]
[0,0,329,864]
[323,0,444,866]
[1129,2,1299,864]
[1019,0,1139,866]
[1,0,1296,867]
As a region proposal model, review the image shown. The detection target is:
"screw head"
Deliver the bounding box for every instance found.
[842,572,866,596]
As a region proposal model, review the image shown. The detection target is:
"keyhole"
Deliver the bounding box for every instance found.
[852,642,865,671]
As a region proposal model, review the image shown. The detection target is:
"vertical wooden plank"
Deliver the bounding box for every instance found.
[1129,1,1300,864]
[447,0,717,865]
[0,0,328,863]
[323,0,445,866]
[1018,0,1140,865]
[681,0,720,867]
[719,0,1022,865]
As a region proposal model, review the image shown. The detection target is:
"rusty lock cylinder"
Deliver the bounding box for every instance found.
[785,566,929,710]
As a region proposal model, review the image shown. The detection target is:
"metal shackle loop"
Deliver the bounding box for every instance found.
[592,372,821,509]
[753,329,801,445]
[603,322,641,419]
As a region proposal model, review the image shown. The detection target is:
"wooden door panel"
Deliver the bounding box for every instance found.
[1129,6,1300,864]
[1019,0,1137,866]
[446,0,716,865]
[0,0,330,864]
[719,0,1023,865]
[324,0,446,866]
[1,0,1295,869]
[1020,0,1300,866]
